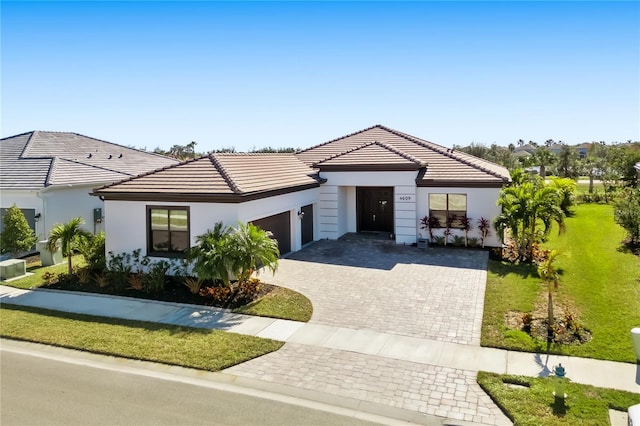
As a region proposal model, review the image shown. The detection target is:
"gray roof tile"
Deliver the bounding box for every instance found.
[1,131,178,190]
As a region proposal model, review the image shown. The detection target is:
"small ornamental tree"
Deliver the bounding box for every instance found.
[536,249,560,340]
[0,204,38,258]
[613,187,640,245]
[47,217,93,275]
[419,216,441,241]
[460,215,472,247]
[477,217,491,248]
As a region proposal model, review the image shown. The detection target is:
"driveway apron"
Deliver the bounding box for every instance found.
[225,237,511,425]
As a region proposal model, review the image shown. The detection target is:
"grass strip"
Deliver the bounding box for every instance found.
[0,304,283,371]
[477,372,640,426]
[234,286,313,322]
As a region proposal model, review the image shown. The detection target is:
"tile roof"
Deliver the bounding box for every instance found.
[315,141,426,170]
[93,153,322,201]
[297,125,511,185]
[1,131,178,190]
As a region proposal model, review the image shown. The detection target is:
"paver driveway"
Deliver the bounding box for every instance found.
[265,236,489,345]
[226,237,511,425]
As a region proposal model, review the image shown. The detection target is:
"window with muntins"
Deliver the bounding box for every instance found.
[147,206,189,256]
[428,194,467,228]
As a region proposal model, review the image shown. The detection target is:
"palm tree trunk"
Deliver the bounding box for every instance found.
[547,284,554,340]
[589,174,594,194]
[67,252,73,275]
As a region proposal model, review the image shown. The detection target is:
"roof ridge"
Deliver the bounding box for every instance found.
[46,156,59,187]
[93,156,201,192]
[209,154,242,194]
[373,140,426,166]
[13,130,177,162]
[314,140,426,167]
[19,131,37,158]
[55,157,135,176]
[381,126,509,181]
[297,124,383,154]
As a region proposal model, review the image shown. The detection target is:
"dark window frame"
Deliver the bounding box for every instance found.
[146,205,190,258]
[428,193,467,229]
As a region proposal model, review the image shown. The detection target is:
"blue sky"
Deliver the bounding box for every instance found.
[2,1,639,152]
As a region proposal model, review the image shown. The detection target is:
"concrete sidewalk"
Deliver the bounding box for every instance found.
[2,285,637,395]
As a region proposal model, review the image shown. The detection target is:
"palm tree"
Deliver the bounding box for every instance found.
[495,182,564,260]
[531,147,555,178]
[187,222,233,286]
[47,217,93,275]
[228,222,279,283]
[537,249,560,340]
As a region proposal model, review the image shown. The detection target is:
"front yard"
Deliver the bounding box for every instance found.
[0,304,283,371]
[482,203,640,363]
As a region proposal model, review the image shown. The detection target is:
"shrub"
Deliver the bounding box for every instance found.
[452,235,465,247]
[183,276,204,294]
[467,237,480,248]
[75,266,92,284]
[80,231,106,271]
[106,252,133,290]
[234,278,261,306]
[0,204,38,258]
[613,188,640,245]
[42,271,56,286]
[200,285,232,304]
[432,236,445,246]
[128,272,144,291]
[94,272,109,288]
[521,312,533,332]
[144,261,170,293]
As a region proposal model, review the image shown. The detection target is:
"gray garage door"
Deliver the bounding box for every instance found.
[251,211,291,255]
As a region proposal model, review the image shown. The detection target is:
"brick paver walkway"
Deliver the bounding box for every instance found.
[228,236,511,425]
[225,344,510,425]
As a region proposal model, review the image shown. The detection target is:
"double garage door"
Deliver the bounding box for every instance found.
[251,211,291,255]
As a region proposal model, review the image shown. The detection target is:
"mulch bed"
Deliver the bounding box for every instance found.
[45,276,276,310]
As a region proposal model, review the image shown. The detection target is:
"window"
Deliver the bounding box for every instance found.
[147,206,189,256]
[428,194,467,228]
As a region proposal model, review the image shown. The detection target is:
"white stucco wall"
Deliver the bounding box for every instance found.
[416,186,503,247]
[104,187,319,265]
[317,171,418,243]
[2,185,104,242]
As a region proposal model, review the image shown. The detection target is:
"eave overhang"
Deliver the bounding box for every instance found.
[92,182,321,203]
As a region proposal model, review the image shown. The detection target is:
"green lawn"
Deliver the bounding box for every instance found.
[234,286,313,322]
[0,304,283,371]
[482,203,640,363]
[478,372,640,426]
[4,255,85,290]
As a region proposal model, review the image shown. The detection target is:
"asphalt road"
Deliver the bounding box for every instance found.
[0,345,381,426]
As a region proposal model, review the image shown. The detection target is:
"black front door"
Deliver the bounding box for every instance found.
[301,204,313,246]
[357,187,394,233]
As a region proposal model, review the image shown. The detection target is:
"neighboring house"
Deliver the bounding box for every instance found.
[0,131,178,248]
[93,125,511,265]
[635,162,640,179]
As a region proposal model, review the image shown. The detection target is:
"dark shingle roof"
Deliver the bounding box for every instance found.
[93,153,322,201]
[1,131,178,190]
[297,125,511,185]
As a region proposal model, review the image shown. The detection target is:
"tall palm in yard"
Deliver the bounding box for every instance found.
[47,217,93,275]
[537,249,560,340]
[228,222,279,283]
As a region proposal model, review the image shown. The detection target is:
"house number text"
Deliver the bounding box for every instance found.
[398,195,412,201]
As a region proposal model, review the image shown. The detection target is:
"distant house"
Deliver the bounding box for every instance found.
[635,162,640,179]
[93,125,511,264]
[0,131,178,248]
